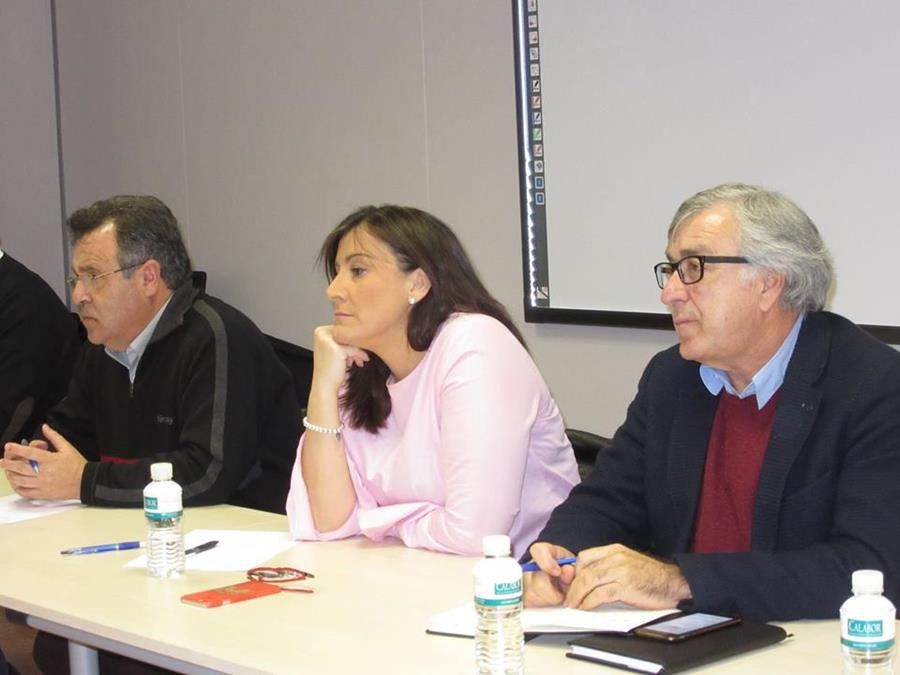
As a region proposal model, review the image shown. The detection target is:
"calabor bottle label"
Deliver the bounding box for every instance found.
[475,579,522,607]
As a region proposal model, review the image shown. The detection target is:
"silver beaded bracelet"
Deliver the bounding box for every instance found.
[302,415,345,435]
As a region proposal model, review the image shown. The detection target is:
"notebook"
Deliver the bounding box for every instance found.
[567,620,789,673]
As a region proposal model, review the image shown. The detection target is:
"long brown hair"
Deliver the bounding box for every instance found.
[319,205,525,433]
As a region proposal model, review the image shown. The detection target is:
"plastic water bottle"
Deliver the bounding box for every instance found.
[473,534,524,675]
[840,569,895,668]
[143,462,185,577]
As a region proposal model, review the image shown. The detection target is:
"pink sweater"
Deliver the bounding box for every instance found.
[286,313,579,557]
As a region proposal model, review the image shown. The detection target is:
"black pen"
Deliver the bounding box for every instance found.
[184,540,219,556]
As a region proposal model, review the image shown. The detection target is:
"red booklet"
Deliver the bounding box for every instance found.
[181,580,282,608]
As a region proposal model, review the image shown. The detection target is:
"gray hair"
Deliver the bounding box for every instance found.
[669,183,834,312]
[67,195,192,289]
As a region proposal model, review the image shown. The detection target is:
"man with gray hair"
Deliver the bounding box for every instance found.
[2,195,301,514]
[524,183,900,620]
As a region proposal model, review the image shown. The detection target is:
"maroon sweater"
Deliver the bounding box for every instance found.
[691,391,781,553]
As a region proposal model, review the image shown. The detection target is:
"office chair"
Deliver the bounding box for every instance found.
[0,397,34,446]
[266,335,314,410]
[565,427,612,481]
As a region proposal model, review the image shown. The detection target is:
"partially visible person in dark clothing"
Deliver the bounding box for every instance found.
[0,245,80,445]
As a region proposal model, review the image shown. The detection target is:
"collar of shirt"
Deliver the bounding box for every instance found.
[699,313,805,409]
[104,294,173,383]
[0,248,4,260]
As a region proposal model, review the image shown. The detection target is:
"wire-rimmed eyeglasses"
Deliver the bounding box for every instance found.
[247,566,315,593]
[653,255,748,289]
[66,261,145,291]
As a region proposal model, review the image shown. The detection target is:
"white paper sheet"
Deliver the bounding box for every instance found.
[125,528,296,571]
[427,602,675,637]
[0,493,83,524]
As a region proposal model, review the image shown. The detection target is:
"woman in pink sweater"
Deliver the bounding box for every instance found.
[287,205,578,556]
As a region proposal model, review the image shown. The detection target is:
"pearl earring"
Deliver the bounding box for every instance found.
[408,297,416,305]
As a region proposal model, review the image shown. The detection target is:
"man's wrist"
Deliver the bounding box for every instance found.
[664,562,693,603]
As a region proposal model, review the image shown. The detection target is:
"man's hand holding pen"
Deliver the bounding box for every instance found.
[523,542,692,611]
[522,542,578,607]
[2,423,87,501]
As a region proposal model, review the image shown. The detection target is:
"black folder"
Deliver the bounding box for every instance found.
[567,621,788,673]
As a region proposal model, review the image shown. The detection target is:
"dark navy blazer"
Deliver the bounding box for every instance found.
[537,311,900,620]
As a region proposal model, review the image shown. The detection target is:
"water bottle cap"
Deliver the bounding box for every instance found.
[482,534,511,557]
[150,462,173,481]
[852,569,884,594]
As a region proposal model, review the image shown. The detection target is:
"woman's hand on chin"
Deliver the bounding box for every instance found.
[313,325,370,391]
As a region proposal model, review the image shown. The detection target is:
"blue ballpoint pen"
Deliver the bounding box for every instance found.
[520,556,577,573]
[60,541,143,556]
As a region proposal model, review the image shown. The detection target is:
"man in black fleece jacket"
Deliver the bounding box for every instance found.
[2,195,301,514]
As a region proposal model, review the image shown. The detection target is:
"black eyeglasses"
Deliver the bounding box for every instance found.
[653,255,748,289]
[67,261,145,291]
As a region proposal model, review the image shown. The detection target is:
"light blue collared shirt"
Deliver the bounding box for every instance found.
[699,314,805,409]
[104,295,173,383]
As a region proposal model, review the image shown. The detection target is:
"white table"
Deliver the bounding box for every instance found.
[0,491,866,674]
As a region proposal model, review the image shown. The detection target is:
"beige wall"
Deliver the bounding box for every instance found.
[0,0,66,297]
[11,0,677,435]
